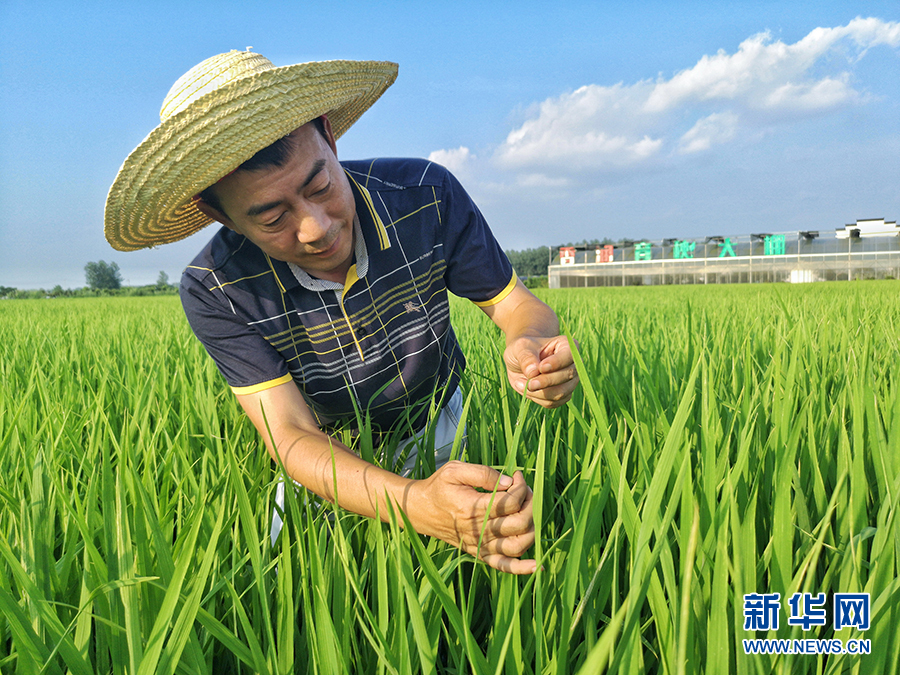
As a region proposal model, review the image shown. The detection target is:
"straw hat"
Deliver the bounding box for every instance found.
[104,50,398,251]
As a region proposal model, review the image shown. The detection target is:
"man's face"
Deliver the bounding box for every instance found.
[202,120,357,283]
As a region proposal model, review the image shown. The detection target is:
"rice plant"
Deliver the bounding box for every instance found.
[1,282,898,674]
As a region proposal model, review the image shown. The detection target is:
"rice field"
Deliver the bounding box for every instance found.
[1,282,898,674]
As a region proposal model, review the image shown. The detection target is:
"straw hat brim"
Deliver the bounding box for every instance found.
[104,59,398,251]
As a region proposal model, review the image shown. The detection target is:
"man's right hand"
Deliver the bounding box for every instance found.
[235,382,537,574]
[404,461,537,575]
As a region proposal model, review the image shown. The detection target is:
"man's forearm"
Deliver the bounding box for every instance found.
[266,426,535,572]
[270,426,417,523]
[481,280,560,342]
[479,280,578,408]
[239,382,538,572]
[503,295,560,345]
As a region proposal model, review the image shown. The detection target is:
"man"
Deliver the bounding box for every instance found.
[105,50,578,575]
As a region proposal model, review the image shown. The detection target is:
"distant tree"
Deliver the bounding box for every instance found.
[0,286,16,297]
[523,276,548,289]
[84,260,123,290]
[156,270,170,289]
[11,288,44,299]
[505,246,552,277]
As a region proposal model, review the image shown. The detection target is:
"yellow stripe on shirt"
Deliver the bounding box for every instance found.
[345,170,391,251]
[231,373,293,396]
[472,272,518,308]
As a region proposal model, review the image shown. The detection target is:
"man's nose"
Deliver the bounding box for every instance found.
[296,209,331,244]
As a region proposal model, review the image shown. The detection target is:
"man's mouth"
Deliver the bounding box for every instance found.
[309,229,340,256]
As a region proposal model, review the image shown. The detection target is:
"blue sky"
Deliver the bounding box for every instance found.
[1,1,897,289]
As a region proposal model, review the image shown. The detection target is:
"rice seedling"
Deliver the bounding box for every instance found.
[0,282,898,673]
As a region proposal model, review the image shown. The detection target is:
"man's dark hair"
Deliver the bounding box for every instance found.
[199,116,329,215]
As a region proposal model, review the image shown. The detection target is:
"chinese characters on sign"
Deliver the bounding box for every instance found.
[596,245,614,263]
[743,593,871,632]
[787,593,827,630]
[673,240,696,259]
[834,594,870,631]
[744,593,782,631]
[765,234,786,255]
[719,238,736,257]
[558,234,794,264]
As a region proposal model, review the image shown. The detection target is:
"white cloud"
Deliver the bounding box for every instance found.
[762,75,857,110]
[493,17,898,174]
[495,82,664,170]
[644,17,897,113]
[515,173,571,189]
[427,146,474,177]
[678,112,739,154]
[811,16,900,51]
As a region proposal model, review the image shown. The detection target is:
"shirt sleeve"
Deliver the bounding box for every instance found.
[437,167,516,304]
[180,269,292,394]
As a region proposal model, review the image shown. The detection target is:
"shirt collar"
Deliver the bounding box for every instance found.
[287,217,368,292]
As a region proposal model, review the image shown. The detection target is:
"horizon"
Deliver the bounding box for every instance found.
[2,1,898,290]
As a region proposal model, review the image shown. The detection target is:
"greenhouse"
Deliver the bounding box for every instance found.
[549,218,900,288]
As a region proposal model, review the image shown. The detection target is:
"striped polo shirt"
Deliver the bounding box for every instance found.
[180,158,515,432]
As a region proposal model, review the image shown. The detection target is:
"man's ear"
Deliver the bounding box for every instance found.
[320,114,338,157]
[193,196,237,230]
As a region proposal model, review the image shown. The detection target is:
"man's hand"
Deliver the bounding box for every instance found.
[405,461,537,574]
[479,279,580,409]
[504,334,579,408]
[235,356,542,575]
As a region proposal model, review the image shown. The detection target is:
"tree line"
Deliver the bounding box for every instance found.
[2,244,617,299]
[0,261,177,299]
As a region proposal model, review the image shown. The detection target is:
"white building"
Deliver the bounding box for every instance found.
[548,219,900,288]
[835,218,900,239]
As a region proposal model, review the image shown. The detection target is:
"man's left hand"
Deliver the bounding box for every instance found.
[504,335,578,408]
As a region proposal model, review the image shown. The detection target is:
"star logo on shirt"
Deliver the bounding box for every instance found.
[403,301,422,314]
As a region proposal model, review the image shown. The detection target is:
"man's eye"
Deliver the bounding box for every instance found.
[262,214,285,227]
[313,182,331,196]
